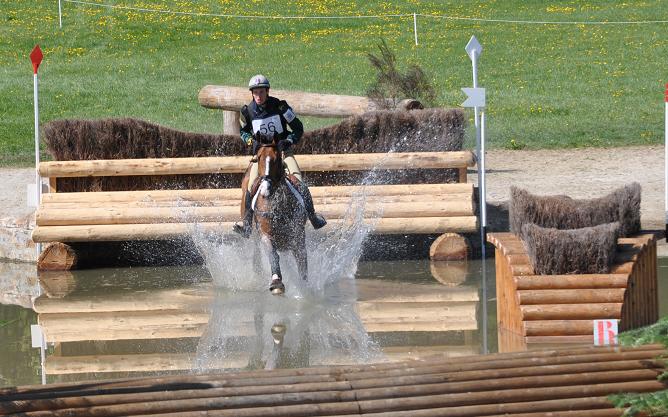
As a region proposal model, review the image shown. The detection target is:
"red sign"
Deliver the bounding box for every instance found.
[30,45,43,75]
[665,82,668,103]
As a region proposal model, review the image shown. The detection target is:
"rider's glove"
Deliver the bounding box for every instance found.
[240,131,253,146]
[277,138,293,152]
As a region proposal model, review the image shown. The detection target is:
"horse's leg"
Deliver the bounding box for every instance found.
[262,234,285,295]
[294,232,308,282]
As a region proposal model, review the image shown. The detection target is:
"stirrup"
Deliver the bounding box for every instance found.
[270,279,285,295]
[309,213,327,230]
[233,221,251,238]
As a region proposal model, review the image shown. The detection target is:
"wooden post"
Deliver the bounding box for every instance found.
[223,110,240,136]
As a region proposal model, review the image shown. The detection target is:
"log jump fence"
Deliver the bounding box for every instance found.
[1,344,665,416]
[488,232,659,352]
[197,85,421,136]
[32,151,477,268]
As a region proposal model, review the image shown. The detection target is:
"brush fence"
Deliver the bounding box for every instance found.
[199,85,400,135]
[488,232,658,353]
[32,152,476,247]
[1,344,665,416]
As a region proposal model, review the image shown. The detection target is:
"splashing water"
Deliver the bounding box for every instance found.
[188,146,424,370]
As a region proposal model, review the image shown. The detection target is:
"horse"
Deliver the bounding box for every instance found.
[240,134,309,295]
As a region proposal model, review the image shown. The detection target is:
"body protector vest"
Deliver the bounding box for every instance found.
[240,96,304,154]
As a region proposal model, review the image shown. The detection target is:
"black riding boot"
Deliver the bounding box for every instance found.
[233,191,253,238]
[298,181,327,229]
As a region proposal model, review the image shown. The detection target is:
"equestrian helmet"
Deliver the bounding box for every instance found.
[248,74,270,90]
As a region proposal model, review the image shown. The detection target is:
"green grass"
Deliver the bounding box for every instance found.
[2,0,668,165]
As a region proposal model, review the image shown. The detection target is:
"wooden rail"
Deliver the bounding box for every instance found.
[38,152,475,178]
[488,232,658,352]
[198,85,381,118]
[33,152,478,247]
[1,345,665,415]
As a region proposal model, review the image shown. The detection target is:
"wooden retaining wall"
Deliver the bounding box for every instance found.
[1,344,665,416]
[488,232,659,352]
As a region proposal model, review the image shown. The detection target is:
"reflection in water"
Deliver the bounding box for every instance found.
[195,280,381,371]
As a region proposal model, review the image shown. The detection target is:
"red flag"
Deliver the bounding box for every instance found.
[30,45,43,75]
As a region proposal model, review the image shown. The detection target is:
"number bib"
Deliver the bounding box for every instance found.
[252,115,283,136]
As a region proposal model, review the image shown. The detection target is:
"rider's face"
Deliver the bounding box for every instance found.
[252,88,268,105]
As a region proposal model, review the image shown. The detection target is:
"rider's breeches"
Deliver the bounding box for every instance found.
[247,154,302,187]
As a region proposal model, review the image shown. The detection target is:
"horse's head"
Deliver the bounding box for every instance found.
[255,133,284,197]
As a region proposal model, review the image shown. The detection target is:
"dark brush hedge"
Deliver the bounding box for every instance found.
[521,222,620,275]
[509,183,641,238]
[43,108,465,192]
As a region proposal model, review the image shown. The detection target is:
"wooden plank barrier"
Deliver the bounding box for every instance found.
[488,233,659,352]
[0,344,665,416]
[33,152,478,252]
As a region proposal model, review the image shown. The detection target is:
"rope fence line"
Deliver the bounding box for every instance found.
[61,0,668,25]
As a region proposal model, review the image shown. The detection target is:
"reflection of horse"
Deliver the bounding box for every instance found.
[240,134,308,295]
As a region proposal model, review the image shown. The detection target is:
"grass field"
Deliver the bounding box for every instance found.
[2,0,668,165]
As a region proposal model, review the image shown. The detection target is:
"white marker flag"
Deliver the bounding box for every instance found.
[593,319,618,346]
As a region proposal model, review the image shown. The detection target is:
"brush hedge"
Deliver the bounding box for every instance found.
[509,183,641,238]
[521,222,621,275]
[43,108,465,192]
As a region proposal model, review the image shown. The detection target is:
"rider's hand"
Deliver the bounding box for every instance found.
[240,131,253,146]
[277,138,293,152]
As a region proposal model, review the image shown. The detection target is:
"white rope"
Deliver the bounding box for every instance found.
[417,13,668,25]
[62,1,668,25]
[63,0,409,19]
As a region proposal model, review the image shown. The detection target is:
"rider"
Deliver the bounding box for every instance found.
[233,74,327,237]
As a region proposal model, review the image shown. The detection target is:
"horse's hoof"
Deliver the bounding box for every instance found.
[269,279,285,295]
[271,323,286,344]
[232,222,251,238]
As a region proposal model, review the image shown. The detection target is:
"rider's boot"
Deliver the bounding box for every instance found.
[233,191,253,238]
[298,181,327,229]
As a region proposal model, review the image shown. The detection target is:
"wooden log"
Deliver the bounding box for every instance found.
[41,193,473,210]
[37,242,77,271]
[35,200,475,226]
[514,274,629,290]
[429,233,469,261]
[521,304,623,321]
[429,261,469,286]
[359,398,619,417]
[38,152,476,178]
[517,289,626,305]
[6,354,664,408]
[525,335,594,345]
[355,380,663,414]
[198,85,380,117]
[41,184,474,203]
[485,410,622,417]
[14,369,659,415]
[3,347,663,401]
[31,217,479,243]
[524,320,597,336]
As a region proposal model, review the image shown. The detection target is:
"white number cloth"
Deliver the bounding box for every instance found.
[252,115,283,135]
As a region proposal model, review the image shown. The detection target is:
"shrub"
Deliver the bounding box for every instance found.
[366,39,436,109]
